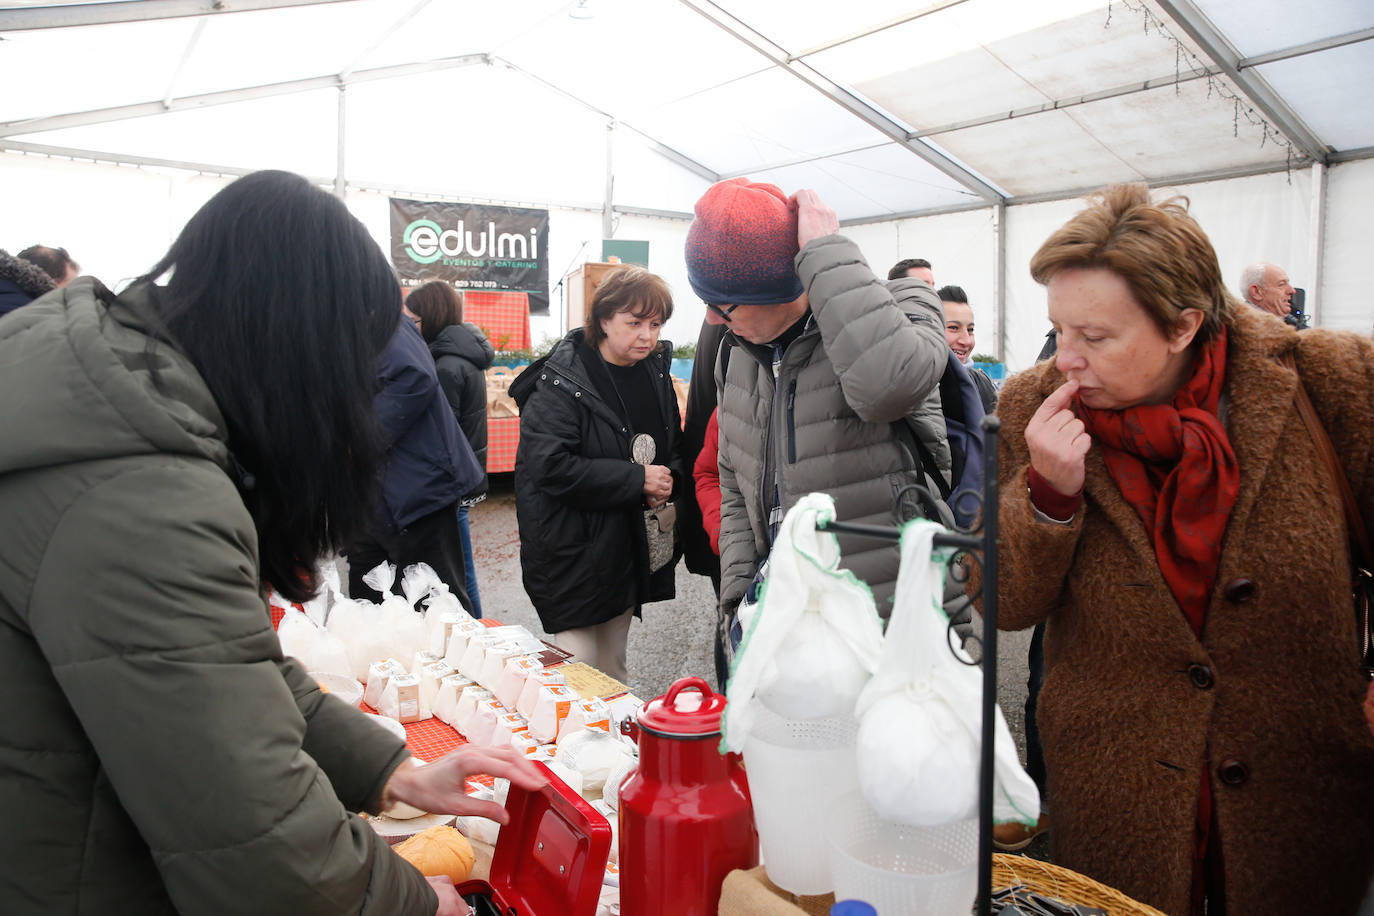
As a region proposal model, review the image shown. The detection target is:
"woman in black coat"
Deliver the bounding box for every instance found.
[511,266,684,684]
[404,280,494,616]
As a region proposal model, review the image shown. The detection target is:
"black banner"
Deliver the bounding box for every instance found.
[389,198,550,314]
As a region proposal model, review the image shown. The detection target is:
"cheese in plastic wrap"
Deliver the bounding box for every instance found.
[555,726,635,793]
[380,672,429,724]
[516,668,567,718]
[490,712,529,747]
[453,686,494,734]
[494,655,545,708]
[276,608,320,667]
[722,494,884,749]
[527,684,579,744]
[433,673,475,726]
[558,697,611,746]
[457,634,504,680]
[418,660,454,719]
[442,618,487,667]
[466,699,507,745]
[364,658,407,709]
[854,519,1039,828]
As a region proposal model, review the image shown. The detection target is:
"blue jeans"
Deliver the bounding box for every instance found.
[457,504,482,618]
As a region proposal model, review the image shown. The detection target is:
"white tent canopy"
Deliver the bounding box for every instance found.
[2,0,1370,366]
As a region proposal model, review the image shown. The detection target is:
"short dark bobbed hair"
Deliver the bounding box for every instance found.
[585,265,674,345]
[1030,183,1235,345]
[135,170,401,602]
[405,280,464,343]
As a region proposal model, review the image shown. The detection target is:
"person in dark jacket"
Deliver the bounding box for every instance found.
[0,170,543,916]
[344,315,484,610]
[404,280,495,617]
[511,266,684,684]
[0,247,55,318]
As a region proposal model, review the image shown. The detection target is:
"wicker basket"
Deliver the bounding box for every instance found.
[992,854,1168,916]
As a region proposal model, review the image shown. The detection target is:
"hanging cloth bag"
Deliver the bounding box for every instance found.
[722,493,886,751]
[853,518,1040,827]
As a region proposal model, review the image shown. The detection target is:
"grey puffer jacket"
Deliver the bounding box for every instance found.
[0,279,433,916]
[716,234,950,620]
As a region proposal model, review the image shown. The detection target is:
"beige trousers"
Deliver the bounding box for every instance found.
[552,608,633,685]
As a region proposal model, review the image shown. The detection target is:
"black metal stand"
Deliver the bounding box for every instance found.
[817,414,1001,916]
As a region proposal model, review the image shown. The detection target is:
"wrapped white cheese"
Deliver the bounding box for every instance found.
[458,634,505,680]
[600,755,638,812]
[465,699,508,746]
[379,672,429,724]
[490,712,530,748]
[411,650,441,675]
[555,726,635,793]
[477,645,532,690]
[557,697,611,745]
[417,660,454,719]
[517,668,567,718]
[363,658,407,709]
[509,732,545,756]
[494,656,546,709]
[528,684,579,744]
[433,673,476,726]
[442,618,488,667]
[453,686,495,735]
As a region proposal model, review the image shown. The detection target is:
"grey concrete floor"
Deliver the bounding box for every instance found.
[467,473,1051,860]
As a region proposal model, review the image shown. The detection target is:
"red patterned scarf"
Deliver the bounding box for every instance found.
[1077,329,1238,635]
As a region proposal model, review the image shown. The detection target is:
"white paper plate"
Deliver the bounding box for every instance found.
[311,672,364,708]
[363,712,408,742]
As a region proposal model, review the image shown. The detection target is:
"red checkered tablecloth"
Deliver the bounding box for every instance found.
[487,415,520,473]
[466,291,530,351]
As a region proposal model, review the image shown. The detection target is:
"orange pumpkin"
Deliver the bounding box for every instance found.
[395,825,476,883]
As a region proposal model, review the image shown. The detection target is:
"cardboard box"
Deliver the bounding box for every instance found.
[718,866,836,916]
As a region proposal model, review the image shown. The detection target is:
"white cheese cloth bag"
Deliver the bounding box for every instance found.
[854,518,1039,828]
[722,493,884,751]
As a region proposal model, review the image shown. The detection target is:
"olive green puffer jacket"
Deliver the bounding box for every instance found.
[0,279,434,916]
[716,234,950,620]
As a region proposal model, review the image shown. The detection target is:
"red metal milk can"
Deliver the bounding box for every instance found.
[617,676,758,915]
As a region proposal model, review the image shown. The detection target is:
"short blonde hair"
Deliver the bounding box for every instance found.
[1030,183,1236,344]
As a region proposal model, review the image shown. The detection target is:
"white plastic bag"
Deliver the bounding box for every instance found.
[723,494,885,751]
[854,518,1039,828]
[311,630,353,678]
[555,727,636,793]
[276,607,320,666]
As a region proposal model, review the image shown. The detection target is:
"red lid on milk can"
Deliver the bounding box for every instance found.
[637,677,727,737]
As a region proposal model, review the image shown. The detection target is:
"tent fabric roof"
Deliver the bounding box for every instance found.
[1,0,1370,221]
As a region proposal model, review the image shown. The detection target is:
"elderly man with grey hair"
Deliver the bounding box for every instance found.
[1240,262,1295,319]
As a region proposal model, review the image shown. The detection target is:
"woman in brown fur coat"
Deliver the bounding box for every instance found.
[996,183,1374,916]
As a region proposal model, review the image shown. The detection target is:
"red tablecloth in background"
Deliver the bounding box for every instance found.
[487,416,520,473]
[465,291,530,351]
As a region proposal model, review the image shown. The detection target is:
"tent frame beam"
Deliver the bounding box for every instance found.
[1154,0,1328,162]
[677,0,1005,204]
[1238,26,1374,70]
[0,54,491,138]
[0,0,363,31]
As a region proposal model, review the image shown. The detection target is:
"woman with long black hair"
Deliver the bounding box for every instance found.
[0,170,540,916]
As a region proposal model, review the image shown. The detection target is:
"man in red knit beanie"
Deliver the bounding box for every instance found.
[685,178,952,656]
